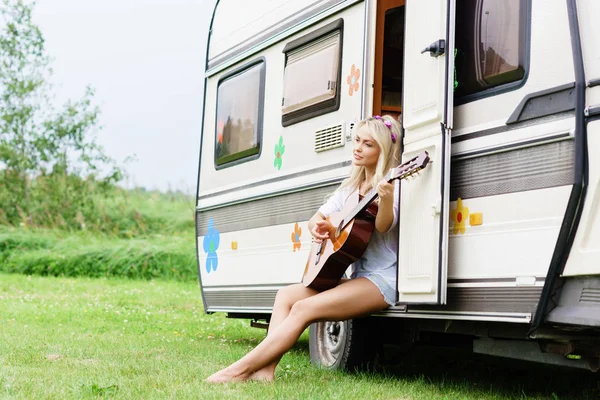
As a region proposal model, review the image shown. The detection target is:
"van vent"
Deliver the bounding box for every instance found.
[314,124,344,152]
[580,288,600,304]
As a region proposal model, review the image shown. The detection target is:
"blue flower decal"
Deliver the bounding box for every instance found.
[203,219,220,273]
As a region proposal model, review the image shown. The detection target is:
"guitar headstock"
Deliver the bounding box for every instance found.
[387,151,430,182]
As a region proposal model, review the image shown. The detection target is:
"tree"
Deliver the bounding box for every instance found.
[0,0,121,227]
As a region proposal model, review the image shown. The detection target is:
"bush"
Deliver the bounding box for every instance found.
[0,228,198,281]
[0,171,195,237]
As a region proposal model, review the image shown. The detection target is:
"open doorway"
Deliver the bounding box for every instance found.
[373,0,405,120]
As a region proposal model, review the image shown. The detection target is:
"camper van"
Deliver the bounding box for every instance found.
[195,0,600,372]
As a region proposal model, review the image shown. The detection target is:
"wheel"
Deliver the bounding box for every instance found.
[309,318,380,371]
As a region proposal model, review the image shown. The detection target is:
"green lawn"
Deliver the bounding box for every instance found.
[0,273,597,399]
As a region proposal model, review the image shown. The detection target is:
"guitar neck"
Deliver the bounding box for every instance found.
[337,152,430,231]
[340,176,392,231]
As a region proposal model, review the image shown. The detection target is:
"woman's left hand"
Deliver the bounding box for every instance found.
[377,180,394,203]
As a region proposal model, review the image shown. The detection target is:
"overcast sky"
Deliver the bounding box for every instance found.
[34,0,217,194]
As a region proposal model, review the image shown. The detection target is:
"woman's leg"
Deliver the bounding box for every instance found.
[251,279,351,380]
[206,278,388,383]
[250,283,318,381]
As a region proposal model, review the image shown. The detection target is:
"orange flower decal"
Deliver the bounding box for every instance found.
[450,198,470,235]
[291,222,302,251]
[347,64,360,96]
[216,118,224,144]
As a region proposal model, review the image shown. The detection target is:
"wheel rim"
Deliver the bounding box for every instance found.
[315,320,347,368]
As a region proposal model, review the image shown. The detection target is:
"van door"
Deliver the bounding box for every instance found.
[397,0,455,304]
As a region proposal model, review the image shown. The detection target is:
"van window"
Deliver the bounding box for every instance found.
[215,60,265,167]
[281,19,343,126]
[455,0,527,98]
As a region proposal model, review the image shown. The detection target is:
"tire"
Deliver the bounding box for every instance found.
[309,318,380,371]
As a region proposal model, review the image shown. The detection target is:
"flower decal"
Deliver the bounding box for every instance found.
[274,135,285,170]
[450,198,470,235]
[291,222,302,251]
[347,64,360,96]
[203,219,220,273]
[216,118,224,144]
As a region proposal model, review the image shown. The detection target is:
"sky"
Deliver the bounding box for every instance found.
[34,0,218,194]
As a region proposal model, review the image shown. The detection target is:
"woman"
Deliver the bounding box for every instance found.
[206,115,402,383]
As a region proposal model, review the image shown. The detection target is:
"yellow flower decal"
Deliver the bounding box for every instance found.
[450,198,469,235]
[291,222,302,251]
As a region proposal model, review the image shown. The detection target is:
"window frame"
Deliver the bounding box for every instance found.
[214,57,266,170]
[454,0,531,105]
[281,18,344,127]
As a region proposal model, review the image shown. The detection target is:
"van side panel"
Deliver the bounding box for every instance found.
[197,3,366,311]
[577,0,600,94]
[561,0,600,276]
[197,0,593,323]
[562,119,600,276]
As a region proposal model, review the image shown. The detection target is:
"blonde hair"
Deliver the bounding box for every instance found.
[337,115,402,195]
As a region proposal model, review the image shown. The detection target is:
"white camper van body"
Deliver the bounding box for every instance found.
[196,0,600,370]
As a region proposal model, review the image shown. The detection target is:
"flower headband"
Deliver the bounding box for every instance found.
[373,115,396,143]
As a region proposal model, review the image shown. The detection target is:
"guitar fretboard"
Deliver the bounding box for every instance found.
[338,155,426,231]
[339,172,391,231]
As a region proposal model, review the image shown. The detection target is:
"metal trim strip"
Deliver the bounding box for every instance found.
[197,160,351,202]
[587,78,600,88]
[452,131,572,160]
[195,0,221,315]
[205,286,542,318]
[452,111,574,144]
[585,105,600,117]
[448,277,546,284]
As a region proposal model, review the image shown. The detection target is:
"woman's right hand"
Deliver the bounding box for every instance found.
[311,219,333,242]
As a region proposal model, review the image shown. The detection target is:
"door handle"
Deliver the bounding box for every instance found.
[421,39,446,57]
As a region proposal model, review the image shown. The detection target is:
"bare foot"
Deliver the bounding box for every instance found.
[205,367,251,384]
[249,370,274,383]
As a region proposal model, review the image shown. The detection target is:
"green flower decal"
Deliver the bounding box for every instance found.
[274,136,285,170]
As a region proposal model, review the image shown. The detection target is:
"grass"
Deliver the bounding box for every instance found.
[0,186,199,282]
[1,273,598,400]
[0,226,197,281]
[94,189,196,237]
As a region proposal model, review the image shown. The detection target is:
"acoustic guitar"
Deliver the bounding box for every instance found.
[302,151,430,291]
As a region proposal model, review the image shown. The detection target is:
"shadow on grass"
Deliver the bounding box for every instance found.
[210,324,597,398]
[376,345,599,400]
[272,337,598,399]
